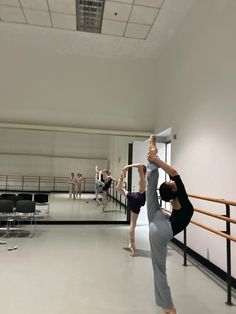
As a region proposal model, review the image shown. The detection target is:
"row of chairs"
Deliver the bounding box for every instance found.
[0,193,49,214]
[0,193,49,203]
[0,199,36,237]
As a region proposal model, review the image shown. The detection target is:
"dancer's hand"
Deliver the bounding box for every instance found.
[122,167,128,177]
[119,170,124,180]
[122,169,127,178]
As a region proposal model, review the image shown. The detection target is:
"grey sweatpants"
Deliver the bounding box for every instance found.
[147,162,174,309]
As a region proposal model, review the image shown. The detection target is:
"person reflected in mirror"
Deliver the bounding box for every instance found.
[146,134,194,314]
[75,172,83,199]
[69,172,76,199]
[116,163,147,256]
[101,170,117,210]
[95,166,105,205]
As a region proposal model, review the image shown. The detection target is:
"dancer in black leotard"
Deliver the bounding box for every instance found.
[101,170,117,210]
[116,163,146,256]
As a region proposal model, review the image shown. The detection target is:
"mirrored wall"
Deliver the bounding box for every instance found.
[0,127,148,223]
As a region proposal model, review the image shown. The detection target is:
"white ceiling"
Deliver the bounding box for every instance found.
[0,0,195,59]
[0,0,164,40]
[0,0,195,136]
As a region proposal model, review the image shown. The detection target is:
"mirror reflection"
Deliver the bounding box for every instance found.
[0,127,147,222]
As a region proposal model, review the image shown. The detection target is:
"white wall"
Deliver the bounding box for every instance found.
[108,135,147,180]
[0,128,109,177]
[151,0,236,276]
[0,23,157,133]
[0,132,144,188]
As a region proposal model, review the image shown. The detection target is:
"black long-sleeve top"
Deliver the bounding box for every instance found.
[169,175,194,236]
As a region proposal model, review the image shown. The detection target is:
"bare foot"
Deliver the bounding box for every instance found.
[163,307,177,314]
[128,244,135,257]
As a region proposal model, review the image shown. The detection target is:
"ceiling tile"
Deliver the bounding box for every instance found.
[0,0,20,6]
[20,0,49,11]
[0,6,25,23]
[101,19,126,36]
[129,5,158,25]
[106,0,133,3]
[24,8,51,26]
[48,0,76,15]
[51,13,76,30]
[103,1,132,22]
[134,0,164,8]
[124,22,150,39]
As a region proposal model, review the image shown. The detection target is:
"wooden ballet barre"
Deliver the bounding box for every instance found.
[188,193,236,207]
[193,208,236,224]
[164,191,236,305]
[162,207,236,241]
[190,219,236,242]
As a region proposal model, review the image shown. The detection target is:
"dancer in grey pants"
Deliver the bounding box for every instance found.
[147,161,174,311]
[147,135,194,314]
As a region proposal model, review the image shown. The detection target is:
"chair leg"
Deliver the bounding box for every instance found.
[6,217,11,238]
[30,215,36,236]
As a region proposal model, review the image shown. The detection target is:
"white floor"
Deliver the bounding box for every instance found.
[1,224,235,314]
[47,192,127,221]
[0,192,127,222]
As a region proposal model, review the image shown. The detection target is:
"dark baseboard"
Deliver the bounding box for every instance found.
[171,237,236,289]
[36,220,129,225]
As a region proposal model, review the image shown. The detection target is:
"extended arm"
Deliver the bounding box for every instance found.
[109,175,118,183]
[122,163,143,170]
[121,164,146,193]
[96,166,107,174]
[95,165,99,175]
[116,171,128,198]
[122,163,144,178]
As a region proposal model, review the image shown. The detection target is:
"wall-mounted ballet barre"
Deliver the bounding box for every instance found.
[0,174,97,192]
[185,193,236,306]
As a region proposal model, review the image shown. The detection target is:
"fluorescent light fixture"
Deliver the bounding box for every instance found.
[76,0,105,33]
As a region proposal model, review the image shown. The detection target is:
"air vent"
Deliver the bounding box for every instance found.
[76,0,105,34]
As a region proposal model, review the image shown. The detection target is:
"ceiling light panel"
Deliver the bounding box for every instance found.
[76,0,105,33]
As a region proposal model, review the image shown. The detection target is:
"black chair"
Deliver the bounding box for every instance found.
[18,193,33,201]
[34,194,48,203]
[0,199,14,237]
[34,194,49,215]
[15,200,36,235]
[7,195,24,207]
[0,193,16,200]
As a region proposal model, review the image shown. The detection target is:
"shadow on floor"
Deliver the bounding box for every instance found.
[123,246,173,258]
[123,247,151,258]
